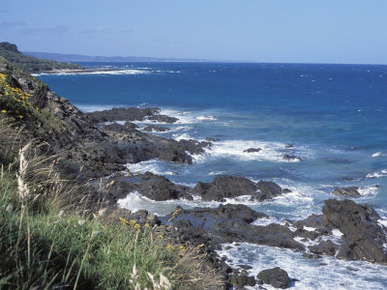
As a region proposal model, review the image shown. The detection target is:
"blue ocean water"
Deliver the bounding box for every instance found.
[38,62,387,289]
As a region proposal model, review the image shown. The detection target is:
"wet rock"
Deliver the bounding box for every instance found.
[308,240,338,257]
[293,214,332,235]
[243,147,262,153]
[253,181,283,201]
[293,228,320,241]
[135,172,192,201]
[192,176,258,201]
[283,154,301,162]
[257,267,291,289]
[233,273,256,287]
[147,114,178,123]
[322,199,387,263]
[86,107,160,124]
[205,137,219,142]
[167,205,304,250]
[331,186,361,197]
[143,125,170,132]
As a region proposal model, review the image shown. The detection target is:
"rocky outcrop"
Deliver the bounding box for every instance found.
[107,172,192,201]
[192,176,287,202]
[192,176,258,201]
[86,107,178,124]
[166,204,304,251]
[322,199,387,263]
[257,267,291,289]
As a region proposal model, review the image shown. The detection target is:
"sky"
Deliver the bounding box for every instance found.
[1,0,387,64]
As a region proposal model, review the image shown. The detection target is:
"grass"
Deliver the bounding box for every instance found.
[0,135,180,289]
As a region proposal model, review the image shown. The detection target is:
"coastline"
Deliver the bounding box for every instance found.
[2,56,387,288]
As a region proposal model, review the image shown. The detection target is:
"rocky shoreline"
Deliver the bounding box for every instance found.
[3,58,387,288]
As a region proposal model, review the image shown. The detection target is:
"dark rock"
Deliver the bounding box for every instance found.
[86,107,160,124]
[293,228,319,241]
[308,240,338,257]
[192,176,258,201]
[283,154,301,162]
[135,172,192,201]
[293,214,332,235]
[257,267,291,289]
[331,186,361,197]
[253,181,283,201]
[205,137,219,142]
[143,125,170,132]
[234,273,256,287]
[147,114,178,123]
[285,144,294,149]
[123,121,138,131]
[243,148,262,153]
[322,199,387,263]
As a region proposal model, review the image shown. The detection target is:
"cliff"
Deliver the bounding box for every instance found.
[0,42,83,73]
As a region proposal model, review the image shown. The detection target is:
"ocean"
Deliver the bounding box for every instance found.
[37,62,387,289]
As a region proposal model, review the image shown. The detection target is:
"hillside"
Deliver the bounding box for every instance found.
[0,42,83,73]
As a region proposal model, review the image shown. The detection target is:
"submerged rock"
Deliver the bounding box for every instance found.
[331,186,361,197]
[283,154,301,162]
[243,147,262,153]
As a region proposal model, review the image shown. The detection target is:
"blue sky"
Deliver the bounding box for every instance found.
[1,0,387,64]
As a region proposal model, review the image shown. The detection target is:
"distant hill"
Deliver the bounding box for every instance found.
[24,51,209,63]
[0,42,82,73]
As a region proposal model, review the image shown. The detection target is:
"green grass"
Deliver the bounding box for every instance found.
[0,165,180,289]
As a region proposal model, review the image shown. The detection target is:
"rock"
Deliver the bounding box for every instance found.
[192,176,258,201]
[86,107,160,124]
[205,137,219,142]
[147,114,178,123]
[167,205,304,250]
[283,154,301,162]
[253,181,283,201]
[293,214,332,235]
[257,267,291,289]
[233,273,256,287]
[322,199,387,263]
[331,186,361,197]
[243,148,262,153]
[135,172,192,201]
[308,240,338,256]
[143,125,170,132]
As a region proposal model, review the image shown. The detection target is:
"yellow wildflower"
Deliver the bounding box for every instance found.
[179,245,186,252]
[134,223,141,230]
[119,217,130,225]
[144,223,150,229]
[165,244,175,251]
[158,235,164,239]
[1,110,6,113]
